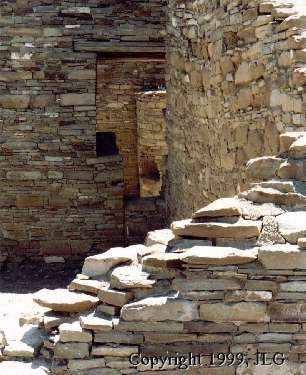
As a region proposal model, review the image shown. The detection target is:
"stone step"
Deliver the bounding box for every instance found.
[253,179,306,194]
[239,186,306,206]
[192,197,241,219]
[246,156,284,181]
[279,131,306,153]
[171,218,262,239]
[289,134,306,157]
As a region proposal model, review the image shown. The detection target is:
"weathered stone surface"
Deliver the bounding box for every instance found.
[280,132,306,152]
[180,246,258,265]
[94,331,143,344]
[92,345,137,357]
[269,302,306,322]
[54,342,89,359]
[98,287,133,307]
[69,279,109,295]
[80,315,113,331]
[110,265,155,289]
[280,282,306,292]
[116,321,184,332]
[298,237,306,249]
[258,244,306,269]
[171,219,262,239]
[0,94,30,109]
[277,212,306,243]
[200,302,269,322]
[121,297,198,322]
[240,187,306,206]
[289,135,306,157]
[246,157,284,180]
[225,291,272,302]
[59,322,92,343]
[60,93,95,106]
[33,289,99,312]
[68,358,106,372]
[142,252,183,269]
[82,246,141,277]
[192,198,241,218]
[257,216,286,246]
[145,229,176,246]
[172,278,241,292]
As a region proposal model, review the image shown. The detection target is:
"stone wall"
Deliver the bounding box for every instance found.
[136,90,167,197]
[96,59,165,197]
[7,130,306,374]
[166,0,306,220]
[0,1,166,261]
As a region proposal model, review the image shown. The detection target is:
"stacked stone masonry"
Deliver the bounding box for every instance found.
[136,90,167,197]
[166,0,306,220]
[5,131,306,374]
[0,1,166,262]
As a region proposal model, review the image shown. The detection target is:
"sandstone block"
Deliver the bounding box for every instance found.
[277,212,306,243]
[200,302,269,322]
[171,219,262,239]
[98,287,133,307]
[145,229,176,246]
[172,278,241,292]
[82,245,141,277]
[92,345,137,357]
[246,156,284,180]
[68,70,96,80]
[193,197,241,218]
[298,237,306,249]
[59,322,92,343]
[269,302,306,322]
[0,71,32,81]
[280,132,306,153]
[80,315,113,331]
[7,171,42,180]
[54,342,89,359]
[121,297,198,322]
[110,265,155,289]
[180,246,258,265]
[68,358,106,372]
[235,61,264,85]
[280,282,306,292]
[258,244,306,269]
[33,289,99,312]
[0,94,30,109]
[289,135,306,157]
[69,279,109,294]
[60,93,95,106]
[94,332,143,344]
[225,291,272,302]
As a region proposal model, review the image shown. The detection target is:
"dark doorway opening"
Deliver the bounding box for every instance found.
[96,132,119,157]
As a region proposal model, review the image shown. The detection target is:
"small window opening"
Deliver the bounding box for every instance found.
[96,132,119,157]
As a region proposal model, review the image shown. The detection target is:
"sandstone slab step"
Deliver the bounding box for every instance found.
[82,245,143,277]
[121,296,198,322]
[280,131,306,152]
[33,289,99,312]
[110,265,155,289]
[290,135,306,157]
[171,218,262,239]
[69,279,109,295]
[192,197,241,218]
[59,322,92,343]
[98,287,133,307]
[240,186,306,206]
[80,315,113,332]
[276,211,306,243]
[246,156,284,180]
[145,229,176,246]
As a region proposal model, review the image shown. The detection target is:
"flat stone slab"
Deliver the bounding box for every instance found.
[33,289,99,312]
[280,131,306,152]
[192,197,241,218]
[59,322,92,343]
[277,212,306,243]
[121,296,198,322]
[258,244,306,269]
[246,156,284,180]
[240,187,306,206]
[180,246,258,265]
[80,315,113,331]
[82,245,142,277]
[69,279,109,295]
[171,218,262,239]
[289,135,306,157]
[110,265,155,289]
[145,229,176,246]
[98,287,133,307]
[200,302,269,322]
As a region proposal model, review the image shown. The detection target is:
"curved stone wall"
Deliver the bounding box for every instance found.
[166,0,306,220]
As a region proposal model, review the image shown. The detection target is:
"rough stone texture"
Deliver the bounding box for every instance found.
[166,0,306,220]
[277,212,306,243]
[121,297,198,322]
[0,1,166,262]
[33,289,99,312]
[193,198,241,218]
[136,91,167,197]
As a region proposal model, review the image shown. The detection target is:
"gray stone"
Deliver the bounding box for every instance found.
[54,342,89,359]
[277,212,306,243]
[258,244,306,269]
[60,93,95,106]
[110,265,155,289]
[121,297,198,322]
